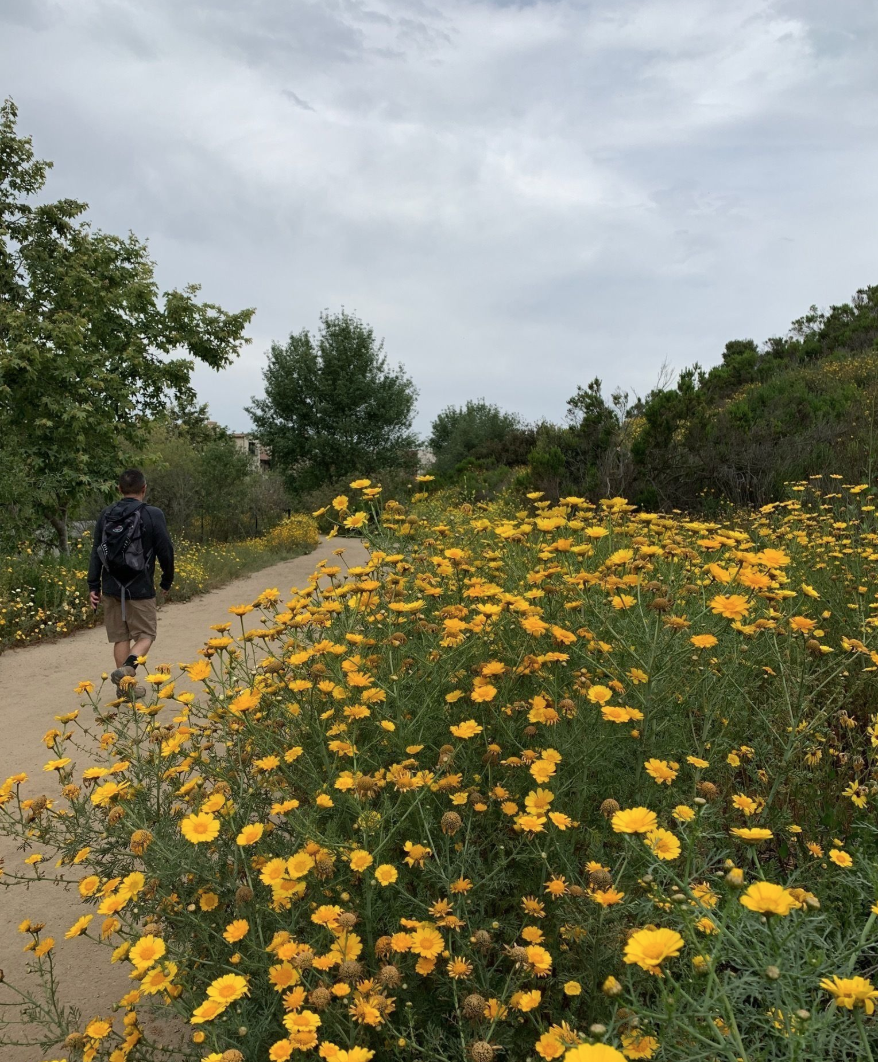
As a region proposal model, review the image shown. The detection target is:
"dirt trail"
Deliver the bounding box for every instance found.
[0,537,369,1061]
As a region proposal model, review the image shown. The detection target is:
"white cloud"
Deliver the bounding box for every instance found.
[2,0,877,433]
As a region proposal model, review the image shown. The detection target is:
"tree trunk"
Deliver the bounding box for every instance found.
[48,508,69,554]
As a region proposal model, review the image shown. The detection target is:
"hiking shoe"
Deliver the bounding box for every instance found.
[110,665,135,686]
[111,666,146,699]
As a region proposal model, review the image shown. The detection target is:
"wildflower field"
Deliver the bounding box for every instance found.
[2,478,878,1062]
[0,515,318,652]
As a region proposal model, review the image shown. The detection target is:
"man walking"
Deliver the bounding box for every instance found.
[87,469,174,698]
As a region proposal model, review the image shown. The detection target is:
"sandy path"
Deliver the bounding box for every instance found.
[0,537,369,1061]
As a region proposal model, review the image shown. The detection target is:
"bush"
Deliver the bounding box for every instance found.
[2,481,878,1061]
[137,423,295,543]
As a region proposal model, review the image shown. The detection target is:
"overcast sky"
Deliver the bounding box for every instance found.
[3,0,877,435]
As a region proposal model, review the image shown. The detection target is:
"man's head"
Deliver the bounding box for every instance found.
[119,468,147,498]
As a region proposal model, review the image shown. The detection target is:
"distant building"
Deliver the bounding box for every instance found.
[230,432,271,471]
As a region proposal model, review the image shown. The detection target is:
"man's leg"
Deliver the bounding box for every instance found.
[109,601,157,698]
[112,636,152,671]
[104,596,138,691]
[113,641,132,669]
[127,600,158,667]
[130,635,154,661]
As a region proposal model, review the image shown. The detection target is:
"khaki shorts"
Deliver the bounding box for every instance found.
[102,595,158,643]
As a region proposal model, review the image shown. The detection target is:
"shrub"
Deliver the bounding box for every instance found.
[2,481,878,1061]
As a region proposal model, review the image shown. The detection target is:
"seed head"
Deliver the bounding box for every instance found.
[462,993,487,1019]
[354,776,379,800]
[315,853,335,878]
[309,987,332,1010]
[337,960,363,982]
[441,812,463,835]
[589,869,613,890]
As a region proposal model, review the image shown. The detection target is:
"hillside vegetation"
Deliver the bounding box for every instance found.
[429,286,878,511]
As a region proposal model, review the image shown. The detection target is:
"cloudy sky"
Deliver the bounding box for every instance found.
[3,0,877,434]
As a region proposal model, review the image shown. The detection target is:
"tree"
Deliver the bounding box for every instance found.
[428,399,520,475]
[138,420,291,542]
[0,99,254,550]
[566,378,618,451]
[0,434,38,550]
[248,310,418,494]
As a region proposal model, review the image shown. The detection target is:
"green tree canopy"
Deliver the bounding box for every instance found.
[428,399,521,475]
[0,99,254,549]
[248,310,418,494]
[137,420,291,542]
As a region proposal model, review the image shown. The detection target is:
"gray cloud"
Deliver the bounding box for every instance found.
[281,89,315,111]
[2,0,877,433]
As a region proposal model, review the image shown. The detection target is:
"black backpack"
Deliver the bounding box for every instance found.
[97,502,149,614]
